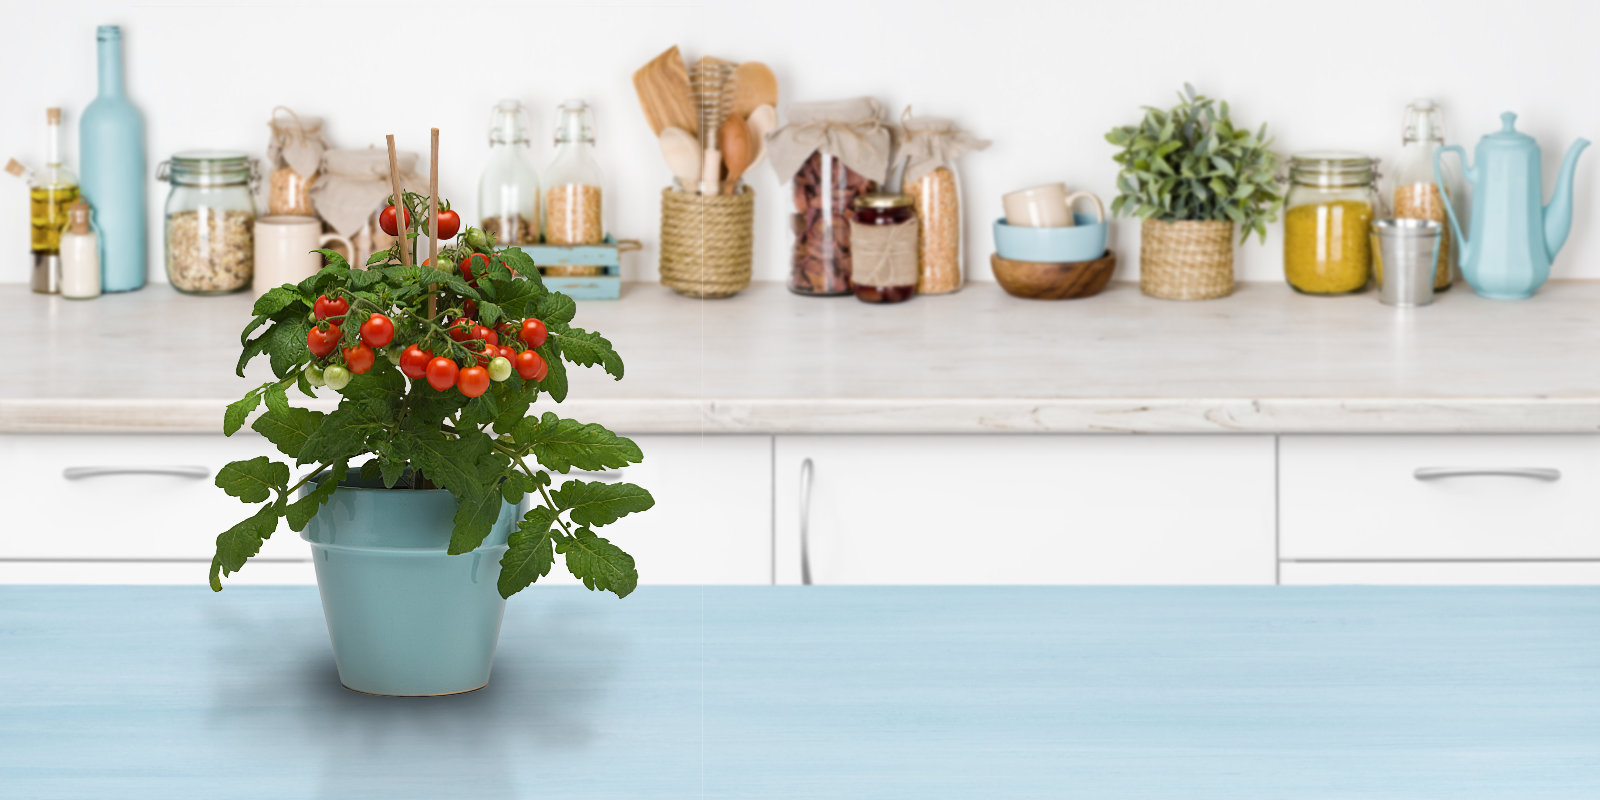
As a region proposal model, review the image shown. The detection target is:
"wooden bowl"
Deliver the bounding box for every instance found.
[990,251,1116,299]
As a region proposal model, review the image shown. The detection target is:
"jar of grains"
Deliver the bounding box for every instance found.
[898,111,990,294]
[1283,152,1381,295]
[264,107,326,217]
[849,193,919,303]
[766,98,892,296]
[159,151,258,294]
[543,100,606,276]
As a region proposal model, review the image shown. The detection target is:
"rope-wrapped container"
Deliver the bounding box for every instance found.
[1138,219,1235,301]
[658,187,754,298]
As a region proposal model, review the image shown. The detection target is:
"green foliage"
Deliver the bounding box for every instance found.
[1106,83,1285,243]
[211,205,651,598]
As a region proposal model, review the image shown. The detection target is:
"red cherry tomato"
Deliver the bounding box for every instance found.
[460,252,490,285]
[425,357,459,391]
[518,318,548,348]
[514,349,548,382]
[435,208,461,240]
[447,319,477,342]
[399,345,433,379]
[359,313,395,348]
[472,324,498,346]
[313,295,349,321]
[379,205,410,236]
[342,344,376,375]
[463,299,478,319]
[306,324,341,358]
[496,322,516,342]
[457,365,490,398]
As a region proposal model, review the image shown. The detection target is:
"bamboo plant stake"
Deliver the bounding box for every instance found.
[384,135,410,268]
[428,128,440,319]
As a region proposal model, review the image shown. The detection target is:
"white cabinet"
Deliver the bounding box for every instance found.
[773,435,1276,585]
[1280,435,1600,560]
[1281,561,1600,585]
[534,435,773,586]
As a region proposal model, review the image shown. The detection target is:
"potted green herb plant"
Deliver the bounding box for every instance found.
[211,137,652,696]
[1106,84,1284,300]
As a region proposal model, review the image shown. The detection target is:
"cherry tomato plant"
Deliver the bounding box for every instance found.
[214,200,650,601]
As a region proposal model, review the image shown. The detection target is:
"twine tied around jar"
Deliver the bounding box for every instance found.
[849,219,920,288]
[766,98,894,185]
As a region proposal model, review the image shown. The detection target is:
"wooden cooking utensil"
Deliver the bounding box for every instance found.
[732,62,778,118]
[632,46,696,136]
[718,114,752,194]
[659,126,702,192]
[690,59,735,195]
[744,104,777,171]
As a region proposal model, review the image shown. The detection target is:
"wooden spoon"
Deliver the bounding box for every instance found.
[719,114,752,194]
[632,46,696,135]
[743,104,778,172]
[732,62,778,118]
[659,126,702,192]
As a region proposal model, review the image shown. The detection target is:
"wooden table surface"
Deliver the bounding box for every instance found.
[1,586,1596,798]
[6,280,1600,433]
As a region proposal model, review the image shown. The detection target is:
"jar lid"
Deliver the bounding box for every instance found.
[1290,151,1377,186]
[164,150,255,185]
[855,193,913,209]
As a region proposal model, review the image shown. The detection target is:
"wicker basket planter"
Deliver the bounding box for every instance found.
[1138,219,1236,300]
[658,187,754,298]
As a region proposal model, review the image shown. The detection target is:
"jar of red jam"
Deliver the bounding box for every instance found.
[849,193,918,303]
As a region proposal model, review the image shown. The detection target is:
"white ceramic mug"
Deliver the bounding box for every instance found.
[1002,183,1105,228]
[253,216,352,298]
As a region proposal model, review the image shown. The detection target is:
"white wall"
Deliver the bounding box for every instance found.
[3,0,1598,287]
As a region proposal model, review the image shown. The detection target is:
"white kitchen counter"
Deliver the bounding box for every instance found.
[5,280,1598,434]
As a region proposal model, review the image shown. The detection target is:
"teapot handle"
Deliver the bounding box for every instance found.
[1434,145,1470,261]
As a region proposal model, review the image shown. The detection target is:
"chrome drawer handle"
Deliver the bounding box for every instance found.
[799,458,814,586]
[62,465,210,481]
[1413,467,1562,482]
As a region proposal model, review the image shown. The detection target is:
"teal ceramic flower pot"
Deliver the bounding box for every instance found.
[299,474,521,696]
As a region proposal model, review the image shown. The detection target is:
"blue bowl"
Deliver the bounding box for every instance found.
[993,214,1108,263]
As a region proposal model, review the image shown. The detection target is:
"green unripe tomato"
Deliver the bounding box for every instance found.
[435,255,456,274]
[323,364,352,391]
[487,356,513,382]
[305,364,326,387]
[385,346,403,366]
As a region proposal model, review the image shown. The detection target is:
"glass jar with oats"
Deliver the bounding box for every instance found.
[898,112,989,294]
[1283,152,1381,295]
[159,151,257,295]
[1386,99,1461,291]
[542,100,606,276]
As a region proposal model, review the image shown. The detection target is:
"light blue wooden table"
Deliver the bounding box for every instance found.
[1,586,1596,798]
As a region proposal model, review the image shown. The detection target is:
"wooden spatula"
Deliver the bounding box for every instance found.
[633,46,697,136]
[732,62,778,119]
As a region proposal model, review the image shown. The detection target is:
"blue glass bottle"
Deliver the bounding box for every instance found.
[79,25,147,292]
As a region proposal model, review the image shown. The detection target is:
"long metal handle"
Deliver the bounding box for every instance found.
[1413,467,1561,482]
[62,465,210,481]
[798,458,814,586]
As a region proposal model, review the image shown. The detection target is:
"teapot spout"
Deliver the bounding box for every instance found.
[1544,138,1590,259]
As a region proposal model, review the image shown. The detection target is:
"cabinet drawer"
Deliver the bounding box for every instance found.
[0,434,308,562]
[1280,435,1600,560]
[1281,561,1600,585]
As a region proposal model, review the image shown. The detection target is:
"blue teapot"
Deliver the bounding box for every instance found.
[1436,113,1588,300]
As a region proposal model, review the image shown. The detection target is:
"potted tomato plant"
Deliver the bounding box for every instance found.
[210,182,652,696]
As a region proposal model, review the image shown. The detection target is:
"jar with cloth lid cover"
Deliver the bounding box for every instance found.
[849,193,918,303]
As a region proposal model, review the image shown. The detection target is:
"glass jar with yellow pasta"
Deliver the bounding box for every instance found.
[1283,152,1381,295]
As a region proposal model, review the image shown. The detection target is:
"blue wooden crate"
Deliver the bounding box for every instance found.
[501,236,638,300]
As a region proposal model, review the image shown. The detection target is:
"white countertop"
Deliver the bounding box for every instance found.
[5,281,1599,434]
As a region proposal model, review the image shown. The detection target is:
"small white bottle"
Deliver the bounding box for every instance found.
[59,200,100,299]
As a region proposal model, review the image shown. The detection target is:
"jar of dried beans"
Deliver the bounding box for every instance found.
[898,112,990,294]
[159,150,258,295]
[767,98,894,296]
[1283,152,1381,295]
[850,193,918,303]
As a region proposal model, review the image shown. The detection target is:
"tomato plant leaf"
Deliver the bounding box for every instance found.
[553,328,624,380]
[297,405,378,467]
[533,293,577,326]
[448,484,504,555]
[252,405,324,461]
[513,412,642,473]
[497,507,556,598]
[252,286,302,316]
[558,528,637,598]
[286,461,347,532]
[215,456,290,504]
[223,391,260,437]
[209,500,282,591]
[550,480,654,528]
[537,342,569,402]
